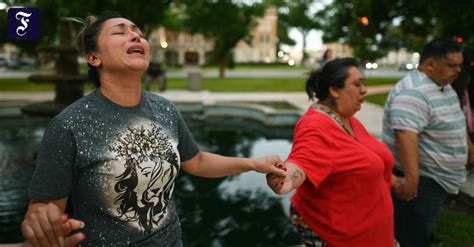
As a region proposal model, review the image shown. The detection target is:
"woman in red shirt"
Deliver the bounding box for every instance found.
[268,58,400,246]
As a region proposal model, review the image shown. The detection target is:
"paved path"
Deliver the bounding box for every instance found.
[0,86,472,204]
[0,68,407,79]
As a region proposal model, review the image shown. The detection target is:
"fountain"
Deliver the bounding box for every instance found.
[0,113,301,245]
[21,18,87,116]
[0,18,88,242]
[0,16,305,245]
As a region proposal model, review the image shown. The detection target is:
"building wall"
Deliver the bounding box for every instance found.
[377,48,419,65]
[325,42,353,59]
[0,43,20,61]
[149,7,278,66]
[234,7,278,63]
[315,43,418,66]
[149,27,213,66]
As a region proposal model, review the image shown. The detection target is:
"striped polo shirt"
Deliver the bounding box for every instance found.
[382,69,468,194]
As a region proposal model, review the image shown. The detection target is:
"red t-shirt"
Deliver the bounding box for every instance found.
[288,108,394,247]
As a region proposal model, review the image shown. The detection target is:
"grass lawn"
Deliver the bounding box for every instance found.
[224,64,305,71]
[364,93,389,106]
[0,76,399,92]
[433,199,474,246]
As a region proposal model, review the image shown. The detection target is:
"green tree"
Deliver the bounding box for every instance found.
[318,0,474,61]
[286,0,321,64]
[276,10,296,48]
[317,0,396,62]
[178,0,265,78]
[1,0,171,55]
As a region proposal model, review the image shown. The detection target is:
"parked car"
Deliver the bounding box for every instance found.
[7,58,37,69]
[0,57,7,67]
[399,62,418,71]
[365,62,379,70]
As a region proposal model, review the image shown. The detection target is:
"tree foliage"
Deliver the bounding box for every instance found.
[1,0,171,55]
[177,0,265,78]
[318,0,474,61]
[286,0,320,64]
[263,0,296,57]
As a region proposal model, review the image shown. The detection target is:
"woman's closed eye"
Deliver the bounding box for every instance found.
[139,166,152,176]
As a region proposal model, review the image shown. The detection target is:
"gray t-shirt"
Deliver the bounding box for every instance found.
[29,89,200,246]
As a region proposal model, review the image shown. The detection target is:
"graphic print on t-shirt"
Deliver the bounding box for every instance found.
[108,123,179,234]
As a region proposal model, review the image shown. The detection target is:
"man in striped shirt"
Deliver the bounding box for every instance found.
[383,39,472,247]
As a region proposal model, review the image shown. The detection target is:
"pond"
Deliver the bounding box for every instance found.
[0,113,301,246]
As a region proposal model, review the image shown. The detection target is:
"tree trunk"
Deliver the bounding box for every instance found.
[301,30,308,65]
[218,56,227,78]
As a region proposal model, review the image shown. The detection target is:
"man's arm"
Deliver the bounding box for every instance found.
[394,129,419,201]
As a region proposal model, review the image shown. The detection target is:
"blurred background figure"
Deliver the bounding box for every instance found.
[318,49,335,68]
[463,48,474,141]
[144,62,167,92]
[451,63,472,138]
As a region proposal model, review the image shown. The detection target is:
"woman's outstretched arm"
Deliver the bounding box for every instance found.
[181,151,286,178]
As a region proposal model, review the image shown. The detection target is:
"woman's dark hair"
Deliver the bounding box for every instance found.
[306,57,361,101]
[75,11,123,87]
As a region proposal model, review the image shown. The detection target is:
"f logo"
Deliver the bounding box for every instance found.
[8,8,40,40]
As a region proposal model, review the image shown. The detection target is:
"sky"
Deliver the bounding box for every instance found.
[286,0,330,53]
[289,29,324,52]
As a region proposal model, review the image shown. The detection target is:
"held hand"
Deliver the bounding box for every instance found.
[24,219,85,247]
[22,202,86,247]
[252,155,286,177]
[394,177,418,201]
[62,218,86,246]
[266,173,293,195]
[22,202,66,247]
[266,162,305,195]
[391,175,401,190]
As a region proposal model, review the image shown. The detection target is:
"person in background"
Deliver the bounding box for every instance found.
[383,38,474,247]
[451,65,472,135]
[318,49,335,68]
[144,62,166,92]
[462,48,474,141]
[268,58,399,246]
[20,12,286,247]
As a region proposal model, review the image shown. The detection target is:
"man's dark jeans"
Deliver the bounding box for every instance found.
[392,169,448,247]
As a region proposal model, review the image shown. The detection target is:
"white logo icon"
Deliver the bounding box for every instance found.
[15,11,32,37]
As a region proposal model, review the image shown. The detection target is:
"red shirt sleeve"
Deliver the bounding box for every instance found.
[287,118,337,188]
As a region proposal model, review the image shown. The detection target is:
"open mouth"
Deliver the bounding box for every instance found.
[127,46,144,55]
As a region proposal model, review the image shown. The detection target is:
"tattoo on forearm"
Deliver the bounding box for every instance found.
[291,169,303,184]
